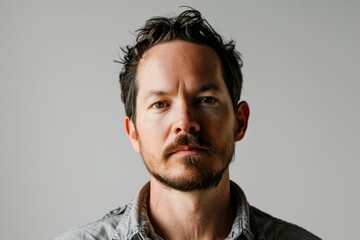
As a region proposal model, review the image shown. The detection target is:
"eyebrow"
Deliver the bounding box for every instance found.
[143,83,223,100]
[197,83,222,93]
[144,90,168,101]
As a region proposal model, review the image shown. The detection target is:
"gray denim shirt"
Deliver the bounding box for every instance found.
[55,182,320,240]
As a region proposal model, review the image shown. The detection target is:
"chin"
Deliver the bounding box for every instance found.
[152,167,225,192]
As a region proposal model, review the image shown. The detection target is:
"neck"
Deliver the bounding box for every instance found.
[148,170,235,240]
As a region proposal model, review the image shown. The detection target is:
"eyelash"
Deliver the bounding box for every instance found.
[198,96,217,104]
[150,97,218,110]
[151,101,169,109]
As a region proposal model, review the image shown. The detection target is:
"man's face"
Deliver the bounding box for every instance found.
[125,40,248,191]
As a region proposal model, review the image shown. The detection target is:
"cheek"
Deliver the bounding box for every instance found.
[199,111,236,141]
[136,117,169,150]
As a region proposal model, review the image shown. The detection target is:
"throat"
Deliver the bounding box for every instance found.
[147,172,236,240]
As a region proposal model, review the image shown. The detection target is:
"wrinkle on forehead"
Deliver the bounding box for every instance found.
[139,40,221,76]
[136,40,225,99]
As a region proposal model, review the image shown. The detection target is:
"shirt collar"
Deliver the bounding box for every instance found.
[112,181,260,240]
[111,182,159,240]
[226,181,254,240]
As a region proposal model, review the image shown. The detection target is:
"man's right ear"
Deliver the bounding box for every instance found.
[124,117,140,152]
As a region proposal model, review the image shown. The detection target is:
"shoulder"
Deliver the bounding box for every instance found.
[54,205,127,240]
[250,206,321,240]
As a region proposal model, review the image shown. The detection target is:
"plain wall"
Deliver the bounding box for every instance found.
[1,1,359,239]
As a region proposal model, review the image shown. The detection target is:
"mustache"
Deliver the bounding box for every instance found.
[162,134,213,160]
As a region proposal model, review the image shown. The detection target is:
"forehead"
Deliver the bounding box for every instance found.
[136,40,224,93]
[139,40,220,66]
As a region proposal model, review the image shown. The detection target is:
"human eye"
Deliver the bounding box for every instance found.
[151,101,169,109]
[199,96,217,105]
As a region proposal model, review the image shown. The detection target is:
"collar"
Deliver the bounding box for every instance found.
[224,181,253,240]
[111,181,259,240]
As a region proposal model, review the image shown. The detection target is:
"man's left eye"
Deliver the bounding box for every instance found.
[199,97,217,104]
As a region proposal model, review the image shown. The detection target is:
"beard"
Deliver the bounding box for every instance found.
[139,133,235,192]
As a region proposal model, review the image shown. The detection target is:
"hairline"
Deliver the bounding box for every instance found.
[130,39,238,124]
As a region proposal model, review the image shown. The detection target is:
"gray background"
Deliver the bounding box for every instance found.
[1,1,359,239]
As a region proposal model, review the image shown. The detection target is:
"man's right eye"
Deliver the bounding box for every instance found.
[152,101,168,109]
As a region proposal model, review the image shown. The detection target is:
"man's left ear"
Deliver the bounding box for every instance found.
[234,101,250,141]
[124,116,140,152]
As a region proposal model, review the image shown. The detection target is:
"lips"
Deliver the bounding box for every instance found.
[170,145,208,155]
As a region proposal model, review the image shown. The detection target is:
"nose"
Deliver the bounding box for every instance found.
[173,102,200,135]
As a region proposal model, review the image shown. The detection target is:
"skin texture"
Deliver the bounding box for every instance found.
[125,40,249,240]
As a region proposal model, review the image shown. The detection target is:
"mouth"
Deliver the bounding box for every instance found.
[171,145,209,155]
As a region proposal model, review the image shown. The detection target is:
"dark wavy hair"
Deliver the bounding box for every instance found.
[118,8,243,123]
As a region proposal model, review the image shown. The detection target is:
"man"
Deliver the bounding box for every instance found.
[56,8,320,240]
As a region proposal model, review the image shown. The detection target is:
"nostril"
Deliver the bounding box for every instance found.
[189,126,196,133]
[175,127,183,134]
[175,123,200,135]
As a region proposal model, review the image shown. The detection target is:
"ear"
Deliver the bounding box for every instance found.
[234,101,250,141]
[124,116,140,152]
